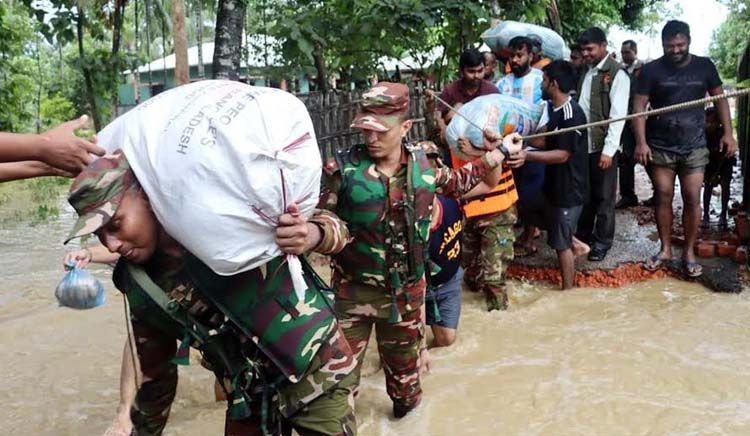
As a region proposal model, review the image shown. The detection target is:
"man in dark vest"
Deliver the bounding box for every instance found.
[616,40,646,209]
[575,27,631,262]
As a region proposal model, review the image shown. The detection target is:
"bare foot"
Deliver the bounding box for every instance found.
[572,237,590,257]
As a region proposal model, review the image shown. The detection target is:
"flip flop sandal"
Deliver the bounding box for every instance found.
[644,254,670,271]
[683,261,703,278]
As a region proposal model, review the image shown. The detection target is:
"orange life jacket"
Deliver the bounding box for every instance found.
[451,150,518,219]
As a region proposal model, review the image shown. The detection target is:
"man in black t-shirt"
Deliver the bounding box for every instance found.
[633,20,737,278]
[511,60,589,289]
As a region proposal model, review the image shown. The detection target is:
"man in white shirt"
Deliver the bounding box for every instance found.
[575,27,630,261]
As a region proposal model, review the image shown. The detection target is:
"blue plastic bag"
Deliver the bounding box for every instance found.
[55,261,106,309]
[446,94,544,160]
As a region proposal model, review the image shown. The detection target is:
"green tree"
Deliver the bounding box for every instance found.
[709,0,750,80]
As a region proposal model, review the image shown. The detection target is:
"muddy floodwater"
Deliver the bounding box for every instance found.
[2,193,750,436]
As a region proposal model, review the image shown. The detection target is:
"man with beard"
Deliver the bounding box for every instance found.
[575,27,630,262]
[496,36,546,258]
[634,20,736,277]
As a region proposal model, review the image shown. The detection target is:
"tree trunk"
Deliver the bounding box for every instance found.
[212,0,246,80]
[312,42,327,93]
[77,1,101,130]
[546,0,563,35]
[172,0,189,86]
[196,0,204,78]
[110,0,126,118]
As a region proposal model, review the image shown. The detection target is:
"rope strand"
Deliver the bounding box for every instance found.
[425,87,750,141]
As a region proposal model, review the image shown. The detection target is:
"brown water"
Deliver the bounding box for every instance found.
[2,194,750,435]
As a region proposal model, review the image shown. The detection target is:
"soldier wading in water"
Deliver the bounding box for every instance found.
[64,152,359,436]
[295,82,523,418]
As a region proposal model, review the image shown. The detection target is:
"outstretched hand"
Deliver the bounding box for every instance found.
[39,115,105,174]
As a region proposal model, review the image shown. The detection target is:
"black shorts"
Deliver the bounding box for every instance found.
[524,195,583,251]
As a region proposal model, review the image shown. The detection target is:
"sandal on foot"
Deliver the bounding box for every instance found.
[683,261,703,278]
[644,254,670,271]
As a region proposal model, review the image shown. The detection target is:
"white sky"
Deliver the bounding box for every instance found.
[609,0,728,60]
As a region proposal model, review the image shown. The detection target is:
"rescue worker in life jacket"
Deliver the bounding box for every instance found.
[305,82,523,418]
[63,151,358,436]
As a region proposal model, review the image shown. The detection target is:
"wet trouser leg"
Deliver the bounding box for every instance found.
[129,320,178,436]
[619,131,637,203]
[335,297,423,413]
[577,152,618,252]
[462,208,517,311]
[224,387,357,436]
[375,306,423,410]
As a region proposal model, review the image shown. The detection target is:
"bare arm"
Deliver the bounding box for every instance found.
[709,86,738,156]
[632,94,651,166]
[525,149,571,165]
[0,161,74,182]
[64,245,121,269]
[0,116,104,173]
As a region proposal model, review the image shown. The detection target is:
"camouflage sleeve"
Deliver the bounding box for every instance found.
[308,158,351,255]
[433,153,495,197]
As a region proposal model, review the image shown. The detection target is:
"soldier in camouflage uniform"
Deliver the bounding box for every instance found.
[64,151,358,436]
[312,82,522,418]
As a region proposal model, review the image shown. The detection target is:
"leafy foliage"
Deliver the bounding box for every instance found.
[709,0,750,80]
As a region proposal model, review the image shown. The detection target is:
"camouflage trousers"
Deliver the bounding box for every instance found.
[461,207,517,311]
[334,285,424,413]
[129,318,357,436]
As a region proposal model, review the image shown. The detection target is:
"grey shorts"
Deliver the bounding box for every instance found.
[650,147,709,176]
[524,195,583,252]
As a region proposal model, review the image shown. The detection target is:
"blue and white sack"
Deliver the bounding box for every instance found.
[55,261,106,309]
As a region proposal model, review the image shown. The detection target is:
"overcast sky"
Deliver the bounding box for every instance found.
[609,0,728,59]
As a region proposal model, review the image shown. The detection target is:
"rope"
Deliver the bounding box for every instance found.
[426,87,750,141]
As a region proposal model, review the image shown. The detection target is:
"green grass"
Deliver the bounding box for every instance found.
[0,176,71,224]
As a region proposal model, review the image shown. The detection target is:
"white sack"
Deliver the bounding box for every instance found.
[98,80,321,276]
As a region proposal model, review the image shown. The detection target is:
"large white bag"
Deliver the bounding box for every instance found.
[98,80,321,278]
[446,94,544,160]
[481,21,569,60]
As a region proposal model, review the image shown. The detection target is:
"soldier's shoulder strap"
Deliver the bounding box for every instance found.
[324,144,367,176]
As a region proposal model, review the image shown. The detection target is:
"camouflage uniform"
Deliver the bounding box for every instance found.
[65,153,358,436]
[318,82,499,416]
[461,208,517,311]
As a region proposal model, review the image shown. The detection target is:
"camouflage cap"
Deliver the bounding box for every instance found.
[64,150,137,244]
[350,82,410,132]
